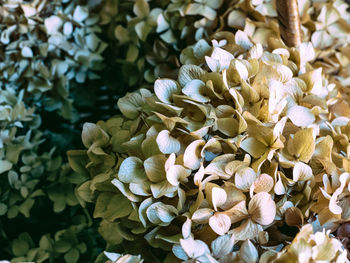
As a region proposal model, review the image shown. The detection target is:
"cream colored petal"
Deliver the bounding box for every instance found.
[224,200,249,223]
[165,153,176,171]
[248,192,276,225]
[180,237,210,259]
[272,64,293,83]
[228,10,246,29]
[253,173,274,193]
[293,162,313,182]
[204,154,236,179]
[209,47,235,72]
[220,182,246,210]
[274,173,286,195]
[178,64,206,87]
[150,180,177,199]
[156,130,181,154]
[118,156,147,183]
[209,213,232,236]
[329,173,350,215]
[193,164,205,186]
[235,30,253,50]
[144,155,167,183]
[311,234,339,261]
[146,202,178,226]
[240,240,258,263]
[205,56,221,73]
[138,197,153,227]
[224,161,244,175]
[117,92,144,119]
[211,234,235,258]
[129,181,151,196]
[311,30,333,49]
[184,139,205,170]
[45,15,63,35]
[154,79,180,104]
[229,219,262,241]
[233,59,249,81]
[205,182,227,211]
[235,166,257,191]
[287,105,315,127]
[166,165,191,186]
[201,138,222,162]
[249,43,263,59]
[192,208,215,224]
[299,68,323,96]
[82,122,109,148]
[111,179,143,202]
[182,79,210,103]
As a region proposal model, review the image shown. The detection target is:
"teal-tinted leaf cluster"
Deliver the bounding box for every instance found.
[97,0,228,91]
[0,1,107,262]
[0,0,106,120]
[0,86,101,262]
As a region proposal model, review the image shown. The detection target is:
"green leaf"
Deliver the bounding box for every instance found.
[64,248,80,263]
[12,238,30,257]
[133,0,150,17]
[18,198,35,218]
[8,205,19,219]
[67,150,89,176]
[98,220,123,245]
[93,192,132,221]
[0,160,12,174]
[0,203,8,215]
[39,235,52,251]
[114,26,130,44]
[135,21,152,41]
[55,240,72,253]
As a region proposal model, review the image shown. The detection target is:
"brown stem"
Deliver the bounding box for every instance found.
[276,0,302,47]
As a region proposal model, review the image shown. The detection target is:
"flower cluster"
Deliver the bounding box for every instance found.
[0,87,97,263]
[71,29,350,260]
[0,0,106,119]
[227,0,350,105]
[0,1,106,262]
[96,0,350,98]
[265,224,348,262]
[96,0,227,90]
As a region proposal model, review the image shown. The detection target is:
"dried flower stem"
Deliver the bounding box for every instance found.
[276,0,301,47]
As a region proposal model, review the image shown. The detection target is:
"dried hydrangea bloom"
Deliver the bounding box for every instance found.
[222,0,350,110]
[97,0,226,87]
[261,224,349,263]
[70,27,350,260]
[100,0,350,88]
